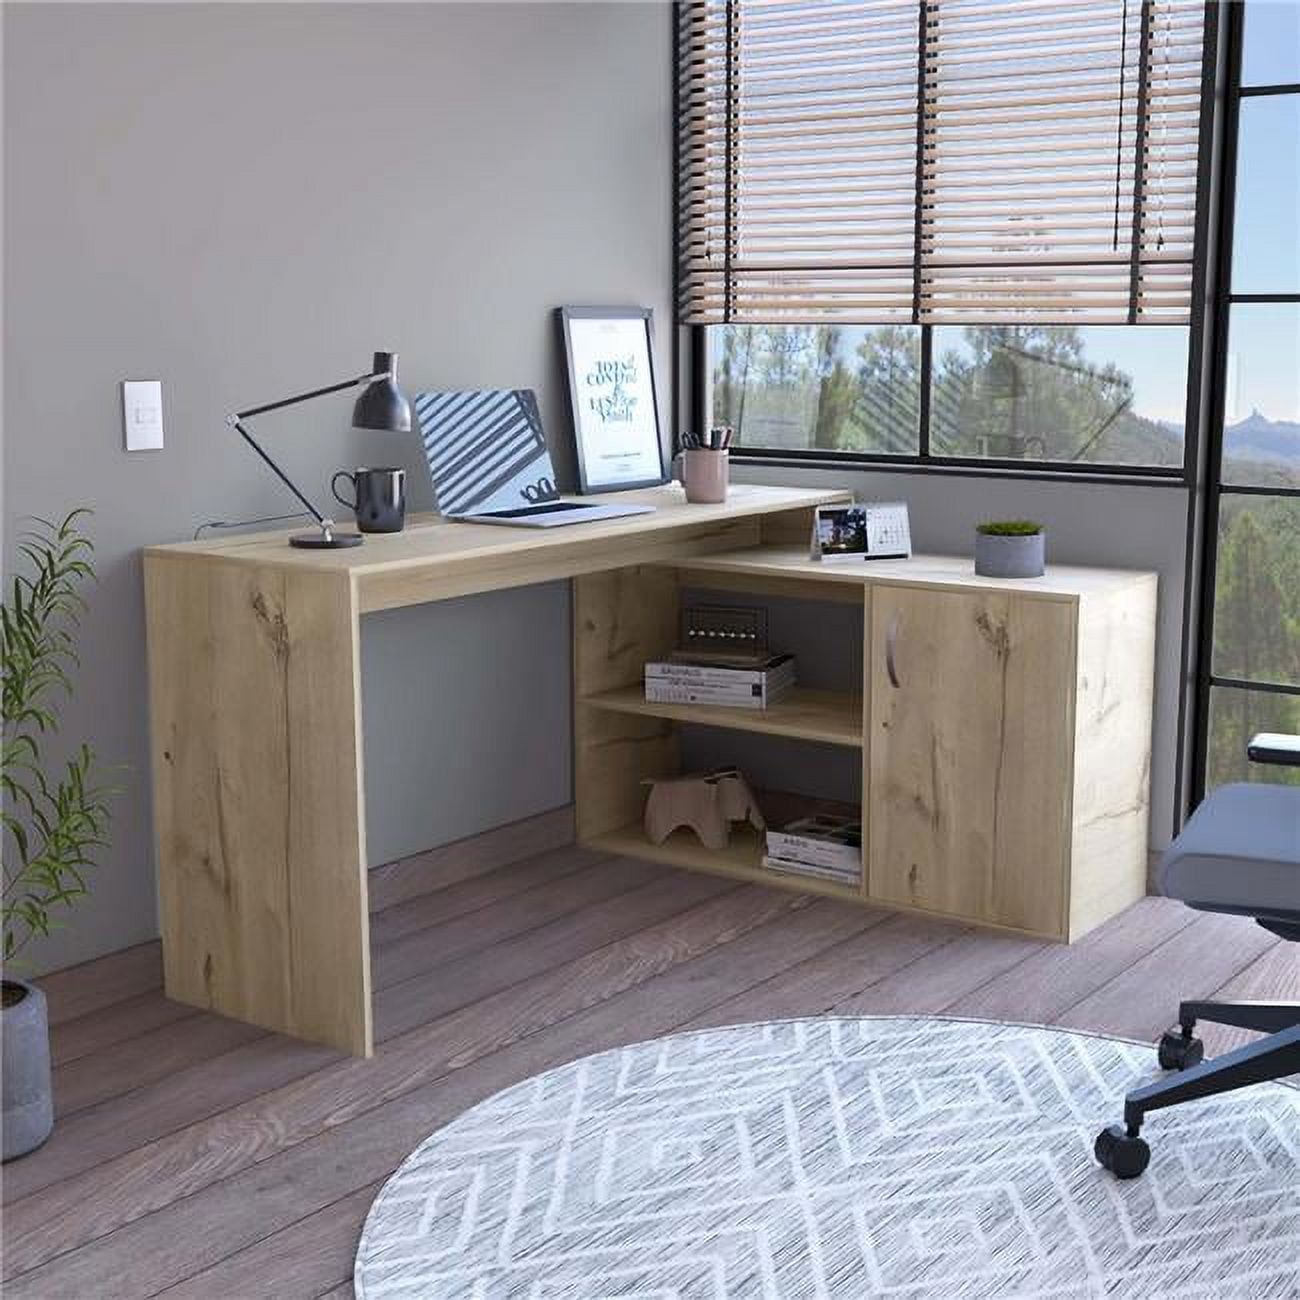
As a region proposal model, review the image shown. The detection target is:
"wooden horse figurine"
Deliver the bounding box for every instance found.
[642,768,765,850]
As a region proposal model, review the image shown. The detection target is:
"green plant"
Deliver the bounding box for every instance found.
[976,519,1044,536]
[2,511,112,964]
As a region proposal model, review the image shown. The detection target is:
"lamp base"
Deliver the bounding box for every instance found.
[290,529,364,549]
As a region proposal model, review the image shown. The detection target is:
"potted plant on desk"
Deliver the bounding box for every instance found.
[974,519,1047,580]
[2,511,113,1161]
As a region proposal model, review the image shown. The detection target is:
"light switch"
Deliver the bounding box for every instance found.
[122,380,164,451]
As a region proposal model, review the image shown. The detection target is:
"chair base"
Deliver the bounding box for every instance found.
[1178,999,1300,1035]
[1095,1004,1300,1179]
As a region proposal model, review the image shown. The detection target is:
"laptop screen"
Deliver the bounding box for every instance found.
[414,388,561,516]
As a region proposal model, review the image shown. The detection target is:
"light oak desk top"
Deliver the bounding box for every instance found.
[145,484,851,612]
[143,484,848,1056]
[672,546,1157,601]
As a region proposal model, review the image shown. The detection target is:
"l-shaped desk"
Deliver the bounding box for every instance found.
[144,484,1156,1056]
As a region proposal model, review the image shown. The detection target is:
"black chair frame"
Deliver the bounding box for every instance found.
[1094,734,1300,1179]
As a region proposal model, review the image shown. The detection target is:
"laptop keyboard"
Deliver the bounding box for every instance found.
[479,503,596,518]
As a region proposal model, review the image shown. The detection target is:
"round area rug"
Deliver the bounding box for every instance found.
[355,1017,1300,1298]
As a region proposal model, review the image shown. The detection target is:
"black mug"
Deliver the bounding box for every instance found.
[332,467,406,534]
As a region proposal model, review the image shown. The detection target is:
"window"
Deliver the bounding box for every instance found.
[1221,304,1300,488]
[711,324,922,454]
[680,0,1212,471]
[930,326,1187,465]
[710,320,1190,466]
[1197,0,1300,797]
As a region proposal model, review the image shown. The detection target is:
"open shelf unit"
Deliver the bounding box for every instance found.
[572,537,1158,945]
[573,548,868,903]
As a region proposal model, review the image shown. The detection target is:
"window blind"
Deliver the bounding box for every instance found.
[677,0,1210,325]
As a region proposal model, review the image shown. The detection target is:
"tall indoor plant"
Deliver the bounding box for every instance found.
[2,511,112,1160]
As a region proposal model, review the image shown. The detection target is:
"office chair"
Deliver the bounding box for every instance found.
[1094,732,1300,1179]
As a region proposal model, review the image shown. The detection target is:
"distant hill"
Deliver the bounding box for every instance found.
[1224,410,1300,466]
[1155,410,1299,485]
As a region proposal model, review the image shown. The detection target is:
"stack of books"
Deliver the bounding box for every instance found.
[763,814,862,886]
[643,654,796,711]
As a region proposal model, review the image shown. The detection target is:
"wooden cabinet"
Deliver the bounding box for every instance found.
[863,574,1157,941]
[576,549,1158,945]
[866,586,1075,936]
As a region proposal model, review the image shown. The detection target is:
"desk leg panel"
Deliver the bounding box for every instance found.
[144,557,372,1056]
[573,568,681,840]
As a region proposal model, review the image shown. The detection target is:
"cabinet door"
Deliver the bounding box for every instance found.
[867,586,1075,935]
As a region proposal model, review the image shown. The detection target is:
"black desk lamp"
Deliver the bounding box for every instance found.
[227,351,412,549]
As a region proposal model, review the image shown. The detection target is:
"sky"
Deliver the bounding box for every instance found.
[1223,2,1300,427]
[1242,0,1300,86]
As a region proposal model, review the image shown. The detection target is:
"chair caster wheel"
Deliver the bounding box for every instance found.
[1094,1125,1150,1179]
[1157,1028,1204,1071]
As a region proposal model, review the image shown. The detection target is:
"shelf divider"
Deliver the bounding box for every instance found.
[580,683,864,749]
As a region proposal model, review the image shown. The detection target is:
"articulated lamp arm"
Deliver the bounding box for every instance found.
[225,352,408,550]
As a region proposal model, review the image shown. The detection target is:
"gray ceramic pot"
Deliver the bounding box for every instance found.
[2,978,54,1161]
[975,530,1046,579]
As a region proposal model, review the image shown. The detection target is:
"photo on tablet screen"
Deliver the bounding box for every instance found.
[814,505,869,559]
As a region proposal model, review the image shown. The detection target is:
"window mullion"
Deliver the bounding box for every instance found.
[919,324,933,458]
[910,0,932,326]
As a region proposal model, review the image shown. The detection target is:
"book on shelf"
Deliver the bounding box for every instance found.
[644,653,796,710]
[765,814,862,876]
[643,679,793,710]
[761,855,862,886]
[647,653,796,685]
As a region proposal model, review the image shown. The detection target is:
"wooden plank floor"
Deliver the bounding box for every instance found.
[2,844,1291,1299]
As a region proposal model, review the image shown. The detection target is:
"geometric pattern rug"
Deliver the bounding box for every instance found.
[354,1017,1300,1298]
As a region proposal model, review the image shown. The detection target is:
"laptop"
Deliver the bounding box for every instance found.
[414,388,656,528]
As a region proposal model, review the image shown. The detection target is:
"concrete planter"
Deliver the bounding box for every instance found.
[975,530,1046,579]
[2,978,54,1161]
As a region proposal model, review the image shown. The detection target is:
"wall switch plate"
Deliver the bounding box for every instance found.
[122,380,164,451]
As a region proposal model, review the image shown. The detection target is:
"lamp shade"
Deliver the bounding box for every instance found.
[352,351,411,432]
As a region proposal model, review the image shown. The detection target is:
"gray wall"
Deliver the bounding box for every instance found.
[2,2,672,974]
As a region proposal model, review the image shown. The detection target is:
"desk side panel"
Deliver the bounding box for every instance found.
[1068,576,1157,940]
[144,555,372,1055]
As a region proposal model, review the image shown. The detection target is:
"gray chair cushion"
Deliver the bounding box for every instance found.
[1159,782,1300,918]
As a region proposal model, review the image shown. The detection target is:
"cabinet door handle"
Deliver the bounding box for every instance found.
[885,615,901,689]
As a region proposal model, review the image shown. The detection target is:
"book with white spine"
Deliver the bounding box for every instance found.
[645,654,795,686]
[764,833,861,873]
[762,855,862,885]
[765,815,862,874]
[644,678,792,710]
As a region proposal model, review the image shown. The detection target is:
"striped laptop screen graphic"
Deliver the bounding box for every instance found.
[415,388,559,516]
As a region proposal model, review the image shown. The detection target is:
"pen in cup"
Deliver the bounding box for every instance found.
[679,429,732,452]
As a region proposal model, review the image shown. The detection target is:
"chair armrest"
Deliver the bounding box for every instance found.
[1247,732,1300,768]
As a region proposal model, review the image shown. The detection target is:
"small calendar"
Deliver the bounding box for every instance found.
[862,503,912,558]
[812,502,912,562]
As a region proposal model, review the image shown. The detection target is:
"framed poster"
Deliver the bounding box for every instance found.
[558,306,667,493]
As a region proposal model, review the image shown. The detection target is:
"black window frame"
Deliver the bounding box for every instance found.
[674,1,1223,491]
[687,320,1203,486]
[1189,0,1300,804]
